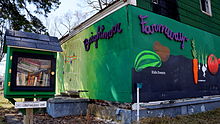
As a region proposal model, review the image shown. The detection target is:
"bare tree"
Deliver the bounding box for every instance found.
[0,20,8,62]
[48,0,118,38]
[60,12,75,33]
[54,17,63,37]
[50,10,91,38]
[86,0,116,10]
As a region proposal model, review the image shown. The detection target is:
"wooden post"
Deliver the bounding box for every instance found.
[23,98,34,124]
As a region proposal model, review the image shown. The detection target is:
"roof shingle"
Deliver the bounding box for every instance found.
[4,29,62,52]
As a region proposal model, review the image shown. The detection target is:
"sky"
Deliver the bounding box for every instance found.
[0,0,94,76]
[0,57,6,76]
[43,0,96,38]
[43,0,93,37]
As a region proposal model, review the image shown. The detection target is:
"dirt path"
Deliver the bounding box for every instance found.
[0,103,115,124]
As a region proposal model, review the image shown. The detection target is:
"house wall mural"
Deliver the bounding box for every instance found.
[57,5,220,103]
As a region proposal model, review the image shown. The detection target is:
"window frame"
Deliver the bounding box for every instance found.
[10,52,56,92]
[152,0,159,4]
[200,0,212,16]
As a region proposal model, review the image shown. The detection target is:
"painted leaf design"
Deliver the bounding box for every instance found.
[134,50,162,72]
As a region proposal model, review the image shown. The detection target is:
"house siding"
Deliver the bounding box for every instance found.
[136,0,153,11]
[136,0,220,36]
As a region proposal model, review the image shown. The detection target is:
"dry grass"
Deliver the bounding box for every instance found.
[0,90,13,108]
[0,90,17,124]
[0,90,22,108]
[0,117,6,124]
[133,108,220,124]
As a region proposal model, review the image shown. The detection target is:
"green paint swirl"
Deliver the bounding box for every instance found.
[134,50,162,72]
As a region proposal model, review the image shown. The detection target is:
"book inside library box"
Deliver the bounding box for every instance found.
[17,57,51,87]
[11,52,56,92]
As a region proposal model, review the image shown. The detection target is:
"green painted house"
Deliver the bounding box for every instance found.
[57,0,220,103]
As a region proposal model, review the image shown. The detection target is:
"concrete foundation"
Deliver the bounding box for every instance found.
[87,104,132,124]
[47,97,89,118]
[47,96,220,123]
[88,96,220,124]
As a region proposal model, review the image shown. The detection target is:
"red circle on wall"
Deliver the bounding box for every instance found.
[207,54,219,75]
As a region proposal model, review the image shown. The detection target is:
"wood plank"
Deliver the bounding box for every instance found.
[212,0,220,5]
[24,108,33,124]
[178,0,220,18]
[178,0,200,8]
[179,9,220,28]
[180,14,220,32]
[180,15,220,36]
[23,98,34,124]
[178,3,220,24]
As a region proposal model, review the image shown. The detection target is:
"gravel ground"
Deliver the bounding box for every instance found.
[1,108,117,124]
[34,114,114,124]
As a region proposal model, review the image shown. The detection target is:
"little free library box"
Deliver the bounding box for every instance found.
[3,30,62,100]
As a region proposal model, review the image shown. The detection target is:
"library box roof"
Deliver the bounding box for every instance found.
[4,29,62,52]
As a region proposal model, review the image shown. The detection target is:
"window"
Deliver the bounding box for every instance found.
[200,0,212,16]
[11,52,56,91]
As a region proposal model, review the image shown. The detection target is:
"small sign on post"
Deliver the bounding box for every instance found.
[15,101,47,109]
[15,99,47,124]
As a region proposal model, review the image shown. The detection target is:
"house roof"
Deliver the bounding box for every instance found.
[4,29,62,52]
